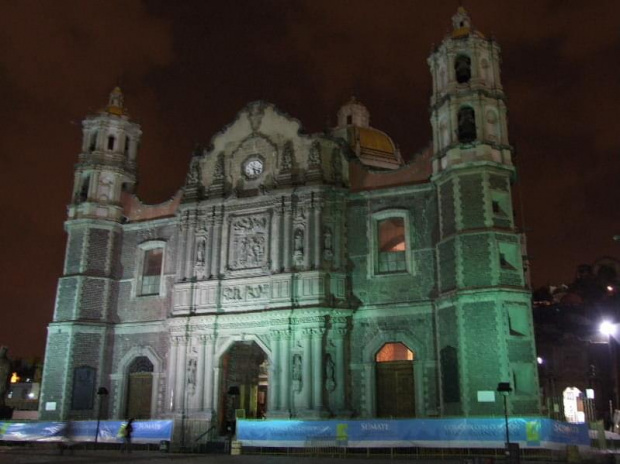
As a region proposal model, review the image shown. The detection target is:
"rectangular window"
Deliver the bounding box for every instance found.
[141,248,163,295]
[377,217,406,273]
[507,304,528,336]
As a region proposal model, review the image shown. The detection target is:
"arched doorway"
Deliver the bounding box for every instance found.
[375,342,415,418]
[219,341,268,433]
[126,356,154,419]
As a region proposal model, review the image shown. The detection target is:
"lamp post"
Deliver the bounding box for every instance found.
[599,320,618,429]
[497,382,513,459]
[94,387,108,449]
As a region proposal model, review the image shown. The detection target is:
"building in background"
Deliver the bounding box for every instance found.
[39,8,540,435]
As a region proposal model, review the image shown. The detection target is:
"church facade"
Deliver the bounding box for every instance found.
[40,8,540,430]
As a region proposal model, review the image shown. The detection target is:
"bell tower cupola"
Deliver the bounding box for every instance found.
[428,6,510,174]
[69,87,142,222]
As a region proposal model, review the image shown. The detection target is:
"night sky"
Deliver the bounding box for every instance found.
[1,1,619,358]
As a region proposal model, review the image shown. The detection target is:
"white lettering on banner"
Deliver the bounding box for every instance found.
[361,423,389,431]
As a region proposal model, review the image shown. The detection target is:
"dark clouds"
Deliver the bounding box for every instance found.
[0,0,618,357]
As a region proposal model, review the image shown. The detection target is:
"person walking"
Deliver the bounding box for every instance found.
[119,418,134,453]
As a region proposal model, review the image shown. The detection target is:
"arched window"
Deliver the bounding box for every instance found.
[377,217,406,273]
[141,248,163,295]
[107,135,115,151]
[457,107,476,143]
[78,175,90,202]
[89,132,98,152]
[454,54,471,84]
[371,210,411,275]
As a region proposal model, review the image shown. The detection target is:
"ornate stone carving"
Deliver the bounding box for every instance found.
[196,238,206,266]
[248,102,266,133]
[246,284,269,299]
[308,141,321,167]
[229,214,269,270]
[187,357,197,394]
[222,287,243,301]
[186,157,201,185]
[281,140,293,172]
[293,227,304,265]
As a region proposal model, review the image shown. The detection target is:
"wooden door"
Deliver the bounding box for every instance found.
[376,360,415,418]
[126,373,152,419]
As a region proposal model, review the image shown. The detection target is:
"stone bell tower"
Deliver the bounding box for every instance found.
[429,8,540,416]
[40,88,142,420]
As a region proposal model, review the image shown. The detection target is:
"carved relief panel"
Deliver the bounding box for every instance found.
[228,213,270,270]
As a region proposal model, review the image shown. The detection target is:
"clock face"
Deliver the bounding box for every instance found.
[244,159,264,179]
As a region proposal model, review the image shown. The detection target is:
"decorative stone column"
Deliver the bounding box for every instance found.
[313,202,321,269]
[270,208,281,273]
[311,328,325,411]
[194,335,206,412]
[268,331,280,412]
[211,211,223,278]
[283,202,292,271]
[167,337,179,412]
[174,336,188,412]
[185,214,197,279]
[300,330,312,411]
[219,215,230,276]
[332,324,347,413]
[176,214,189,281]
[203,213,213,278]
[279,332,291,414]
[202,335,215,413]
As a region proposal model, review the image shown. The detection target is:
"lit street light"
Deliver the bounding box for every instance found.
[599,321,618,429]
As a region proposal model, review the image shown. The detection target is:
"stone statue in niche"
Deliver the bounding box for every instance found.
[292,354,302,393]
[308,142,321,167]
[325,353,336,392]
[196,238,206,266]
[293,228,304,265]
[186,157,201,185]
[281,141,293,172]
[187,357,197,394]
[323,226,333,260]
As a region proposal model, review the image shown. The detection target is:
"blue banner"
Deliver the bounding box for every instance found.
[0,420,173,444]
[237,418,590,449]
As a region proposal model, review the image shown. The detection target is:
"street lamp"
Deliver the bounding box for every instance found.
[599,321,618,428]
[497,382,514,460]
[94,387,108,449]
